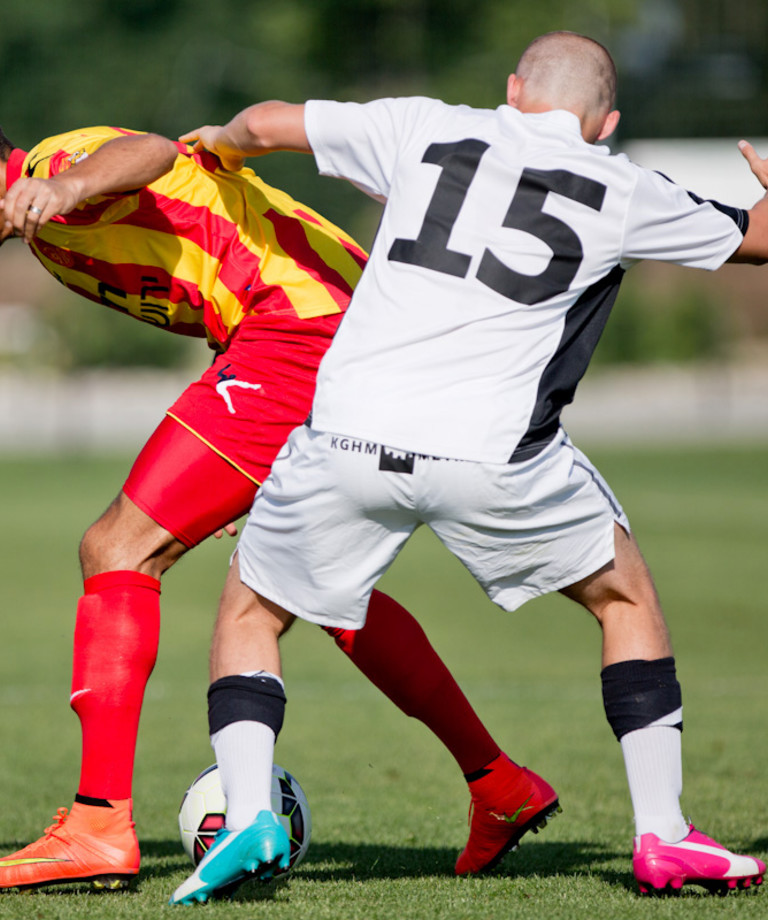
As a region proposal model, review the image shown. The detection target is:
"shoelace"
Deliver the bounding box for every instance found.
[43,807,70,840]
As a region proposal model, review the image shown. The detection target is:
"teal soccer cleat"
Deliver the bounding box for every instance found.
[170,810,290,905]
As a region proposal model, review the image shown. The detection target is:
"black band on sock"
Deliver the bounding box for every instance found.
[74,793,113,807]
[463,766,492,783]
[601,656,682,741]
[207,674,287,736]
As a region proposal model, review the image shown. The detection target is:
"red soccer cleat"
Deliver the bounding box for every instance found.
[455,753,560,875]
[633,825,765,895]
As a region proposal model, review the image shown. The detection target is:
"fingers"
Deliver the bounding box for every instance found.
[2,177,63,242]
[178,126,244,171]
[179,127,213,155]
[738,139,758,167]
[178,127,205,145]
[738,139,768,190]
[212,523,239,540]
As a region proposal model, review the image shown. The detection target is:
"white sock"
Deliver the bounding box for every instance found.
[621,725,689,842]
[211,720,276,831]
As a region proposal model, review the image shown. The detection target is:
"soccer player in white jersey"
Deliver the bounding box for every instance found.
[172,32,768,903]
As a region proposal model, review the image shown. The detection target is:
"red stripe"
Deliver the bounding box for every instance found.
[172,142,227,176]
[340,238,368,272]
[264,208,358,307]
[49,196,124,226]
[294,208,323,227]
[48,149,74,177]
[294,207,368,271]
[117,188,258,270]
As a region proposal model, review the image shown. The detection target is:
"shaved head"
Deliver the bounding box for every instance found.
[515,32,617,120]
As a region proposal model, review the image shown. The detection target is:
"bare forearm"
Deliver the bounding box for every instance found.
[180,102,309,171]
[55,133,179,200]
[1,132,178,243]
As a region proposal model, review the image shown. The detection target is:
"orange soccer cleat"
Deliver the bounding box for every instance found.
[0,798,140,890]
[455,753,560,875]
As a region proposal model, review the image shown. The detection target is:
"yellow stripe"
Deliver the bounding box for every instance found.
[166,413,261,485]
[0,858,69,866]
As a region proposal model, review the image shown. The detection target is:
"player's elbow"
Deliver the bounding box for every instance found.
[149,134,181,172]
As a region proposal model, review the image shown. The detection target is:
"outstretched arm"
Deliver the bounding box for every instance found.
[179,101,309,171]
[1,132,178,243]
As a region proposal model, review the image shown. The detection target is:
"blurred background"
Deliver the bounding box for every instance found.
[2,0,768,450]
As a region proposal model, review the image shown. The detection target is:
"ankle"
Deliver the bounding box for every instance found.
[69,797,134,831]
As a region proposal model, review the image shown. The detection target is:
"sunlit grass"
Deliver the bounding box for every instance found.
[0,445,765,919]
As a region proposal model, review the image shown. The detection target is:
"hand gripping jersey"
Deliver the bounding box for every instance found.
[304,99,747,463]
[5,127,367,349]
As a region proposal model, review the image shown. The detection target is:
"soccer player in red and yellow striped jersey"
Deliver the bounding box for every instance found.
[9,126,365,348]
[0,127,512,892]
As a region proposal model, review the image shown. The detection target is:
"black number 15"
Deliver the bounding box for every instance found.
[388,139,607,305]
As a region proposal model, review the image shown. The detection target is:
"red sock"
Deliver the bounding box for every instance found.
[71,570,161,800]
[325,590,500,774]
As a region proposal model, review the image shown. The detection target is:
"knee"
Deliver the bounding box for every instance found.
[79,517,116,573]
[78,498,185,579]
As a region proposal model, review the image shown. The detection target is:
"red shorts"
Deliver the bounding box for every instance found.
[123,311,341,547]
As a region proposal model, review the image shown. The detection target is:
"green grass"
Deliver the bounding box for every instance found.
[0,445,766,919]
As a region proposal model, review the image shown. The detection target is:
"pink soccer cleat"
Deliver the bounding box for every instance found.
[633,825,765,895]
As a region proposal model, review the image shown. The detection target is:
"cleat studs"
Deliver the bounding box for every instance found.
[91,876,131,892]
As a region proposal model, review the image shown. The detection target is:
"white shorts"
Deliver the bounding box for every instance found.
[237,425,629,630]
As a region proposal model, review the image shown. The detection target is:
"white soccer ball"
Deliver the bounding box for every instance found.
[178,763,311,875]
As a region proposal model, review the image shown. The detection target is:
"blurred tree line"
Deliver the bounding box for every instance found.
[2,0,767,369]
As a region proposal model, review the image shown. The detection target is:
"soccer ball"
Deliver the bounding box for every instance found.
[178,763,311,875]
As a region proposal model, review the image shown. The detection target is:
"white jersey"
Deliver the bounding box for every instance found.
[305,98,746,463]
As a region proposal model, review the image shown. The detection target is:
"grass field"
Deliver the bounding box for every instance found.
[0,444,766,919]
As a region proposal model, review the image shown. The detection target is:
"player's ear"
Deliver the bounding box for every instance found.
[506,74,522,109]
[597,109,620,142]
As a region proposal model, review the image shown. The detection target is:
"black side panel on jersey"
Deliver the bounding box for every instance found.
[509,263,625,462]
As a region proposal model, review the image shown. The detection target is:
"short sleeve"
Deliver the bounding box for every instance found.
[305,97,436,201]
[621,166,746,270]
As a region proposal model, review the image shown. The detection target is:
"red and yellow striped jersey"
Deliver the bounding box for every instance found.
[6,126,367,349]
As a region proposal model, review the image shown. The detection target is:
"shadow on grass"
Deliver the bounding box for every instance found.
[139,836,623,883]
[5,835,763,901]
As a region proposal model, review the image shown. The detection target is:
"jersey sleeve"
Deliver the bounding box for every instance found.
[620,165,747,270]
[305,97,435,201]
